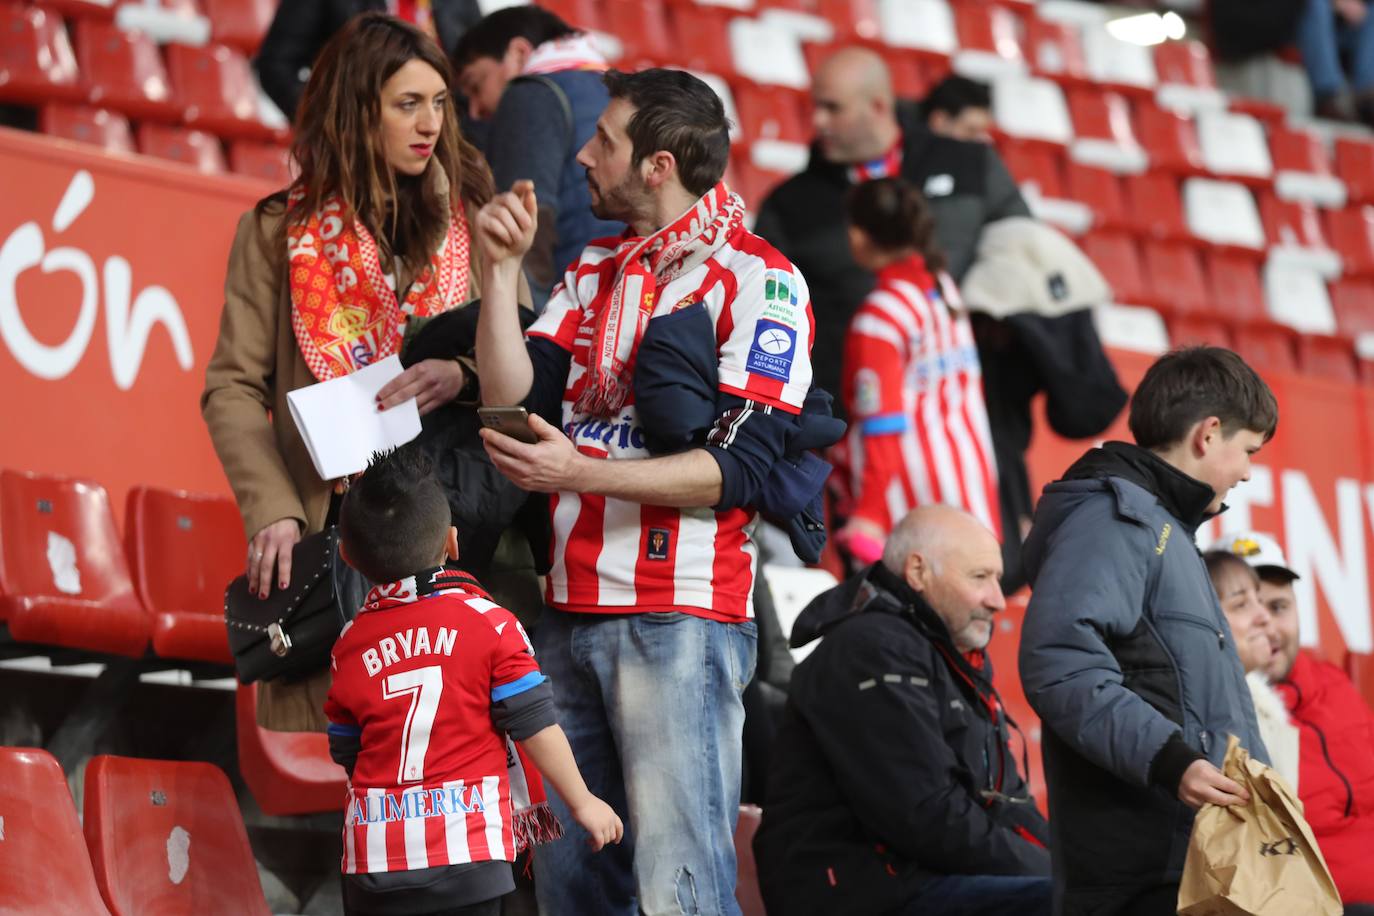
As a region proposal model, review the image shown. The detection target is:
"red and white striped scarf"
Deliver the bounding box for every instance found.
[576,181,746,417]
[361,567,562,853]
[522,32,608,75]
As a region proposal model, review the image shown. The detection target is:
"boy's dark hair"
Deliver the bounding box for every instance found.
[847,177,947,273]
[1129,346,1278,450]
[922,75,992,120]
[339,445,452,584]
[452,6,575,69]
[603,68,731,197]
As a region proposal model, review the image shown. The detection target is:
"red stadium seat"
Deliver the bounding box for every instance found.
[1169,315,1233,348]
[1153,39,1217,91]
[1327,205,1374,279]
[734,82,809,145]
[202,0,275,55]
[736,805,766,916]
[40,103,135,154]
[1233,323,1298,374]
[1205,253,1267,324]
[228,139,291,185]
[1142,240,1208,315]
[668,4,736,78]
[1124,171,1189,241]
[166,42,277,141]
[1269,122,1345,207]
[1000,141,1066,197]
[1081,231,1149,305]
[1067,89,1147,174]
[137,123,227,173]
[0,5,82,105]
[1065,160,1129,231]
[1298,335,1358,383]
[1335,135,1374,205]
[0,747,111,916]
[951,2,1024,80]
[0,470,149,658]
[601,0,673,67]
[1331,278,1374,337]
[124,487,242,666]
[1024,17,1087,84]
[1135,102,1205,175]
[84,755,270,916]
[236,684,347,816]
[33,0,118,18]
[77,21,179,121]
[1261,193,1332,251]
[813,0,881,43]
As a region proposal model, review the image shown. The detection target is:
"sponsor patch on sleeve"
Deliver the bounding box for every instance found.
[854,367,882,416]
[746,319,797,381]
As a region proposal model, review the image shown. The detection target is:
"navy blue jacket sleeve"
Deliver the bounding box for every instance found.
[706,394,802,511]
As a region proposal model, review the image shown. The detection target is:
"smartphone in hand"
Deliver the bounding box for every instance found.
[477,406,539,444]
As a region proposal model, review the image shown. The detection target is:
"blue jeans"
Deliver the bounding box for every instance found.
[1297,0,1374,96]
[530,609,757,916]
[899,874,1053,916]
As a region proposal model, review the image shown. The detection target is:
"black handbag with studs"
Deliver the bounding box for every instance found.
[223,527,359,683]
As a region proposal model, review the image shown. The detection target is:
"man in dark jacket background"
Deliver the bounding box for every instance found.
[755,504,1051,916]
[752,46,1029,410]
[1020,347,1279,915]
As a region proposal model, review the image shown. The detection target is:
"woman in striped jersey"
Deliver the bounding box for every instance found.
[834,177,1000,569]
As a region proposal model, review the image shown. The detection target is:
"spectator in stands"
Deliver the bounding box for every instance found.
[832,177,999,570]
[1020,346,1277,914]
[1203,550,1299,787]
[1217,531,1374,909]
[452,6,622,310]
[255,0,481,120]
[921,75,994,144]
[1295,0,1374,122]
[754,46,1028,412]
[472,68,813,916]
[754,504,1050,916]
[203,14,511,730]
[324,445,621,916]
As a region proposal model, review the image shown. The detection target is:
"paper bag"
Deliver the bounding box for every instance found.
[1177,735,1342,915]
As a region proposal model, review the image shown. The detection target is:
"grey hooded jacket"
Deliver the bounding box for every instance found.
[1019,441,1266,913]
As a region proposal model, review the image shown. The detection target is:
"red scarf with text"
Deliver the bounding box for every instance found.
[287,190,470,381]
[576,181,746,417]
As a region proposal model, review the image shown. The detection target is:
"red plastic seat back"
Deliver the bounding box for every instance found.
[1335,136,1374,204]
[40,103,135,153]
[1233,324,1297,375]
[1331,278,1374,337]
[1081,231,1148,305]
[124,486,244,617]
[669,5,736,77]
[165,42,259,129]
[953,3,1024,67]
[1126,172,1189,241]
[735,805,766,916]
[0,747,110,915]
[1142,240,1208,314]
[84,755,270,916]
[0,5,80,104]
[1326,205,1374,278]
[1068,88,1139,148]
[1298,335,1357,383]
[203,0,276,55]
[1261,193,1330,250]
[536,0,603,32]
[77,21,174,116]
[1205,253,1266,324]
[1136,102,1204,174]
[999,141,1065,197]
[228,139,291,184]
[137,123,227,173]
[1066,161,1128,230]
[1269,123,1333,177]
[1025,17,1086,82]
[0,470,138,611]
[734,82,809,145]
[602,0,672,67]
[235,684,347,815]
[1153,39,1216,88]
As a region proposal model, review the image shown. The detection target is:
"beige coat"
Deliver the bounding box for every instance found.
[203,194,523,730]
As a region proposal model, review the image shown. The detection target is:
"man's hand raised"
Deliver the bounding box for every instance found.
[480,412,583,493]
[475,179,538,266]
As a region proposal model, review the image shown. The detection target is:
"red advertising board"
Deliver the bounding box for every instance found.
[1,126,1371,664]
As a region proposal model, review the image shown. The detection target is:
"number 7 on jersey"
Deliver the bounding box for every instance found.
[382,665,443,784]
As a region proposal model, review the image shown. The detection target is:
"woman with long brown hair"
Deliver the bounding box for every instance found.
[203,13,518,728]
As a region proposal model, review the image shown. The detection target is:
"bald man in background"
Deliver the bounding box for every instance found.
[753,47,1028,412]
[753,505,1050,916]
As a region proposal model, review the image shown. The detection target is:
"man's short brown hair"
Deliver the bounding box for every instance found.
[1129,346,1278,450]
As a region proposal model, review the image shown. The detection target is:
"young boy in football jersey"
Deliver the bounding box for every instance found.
[325,446,622,916]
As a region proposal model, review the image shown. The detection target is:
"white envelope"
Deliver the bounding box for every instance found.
[286,355,422,480]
